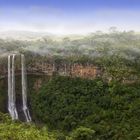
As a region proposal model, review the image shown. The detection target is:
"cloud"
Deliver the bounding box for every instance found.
[0,7,140,34]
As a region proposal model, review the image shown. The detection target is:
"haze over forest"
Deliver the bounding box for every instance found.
[0,0,140,140]
[0,29,140,59]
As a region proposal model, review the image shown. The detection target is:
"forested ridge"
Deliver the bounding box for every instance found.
[0,31,140,139]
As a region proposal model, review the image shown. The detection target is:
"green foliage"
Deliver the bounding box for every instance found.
[55,133,66,140]
[1,31,140,140]
[31,76,140,139]
[0,112,55,140]
[71,126,95,140]
[31,76,107,131]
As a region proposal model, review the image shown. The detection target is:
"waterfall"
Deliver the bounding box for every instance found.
[21,54,32,122]
[8,54,18,120]
[8,54,31,122]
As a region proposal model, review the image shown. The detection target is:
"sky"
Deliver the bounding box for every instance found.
[0,0,140,34]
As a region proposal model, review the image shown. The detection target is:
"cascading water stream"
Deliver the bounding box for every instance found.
[8,54,18,120]
[8,55,12,116]
[21,54,32,122]
[8,54,31,122]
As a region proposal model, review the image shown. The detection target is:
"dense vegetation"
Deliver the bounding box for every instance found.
[0,31,140,139]
[0,31,140,61]
[1,75,140,140]
[31,76,140,140]
[0,112,56,140]
[1,31,140,82]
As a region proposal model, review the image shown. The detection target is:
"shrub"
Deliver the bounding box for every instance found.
[0,113,55,140]
[71,126,95,140]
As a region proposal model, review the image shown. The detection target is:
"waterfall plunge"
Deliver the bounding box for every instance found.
[8,54,31,122]
[21,54,32,122]
[8,54,18,120]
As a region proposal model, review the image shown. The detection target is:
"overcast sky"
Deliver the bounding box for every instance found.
[0,0,140,34]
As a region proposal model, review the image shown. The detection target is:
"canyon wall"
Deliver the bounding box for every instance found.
[27,62,102,79]
[0,61,102,79]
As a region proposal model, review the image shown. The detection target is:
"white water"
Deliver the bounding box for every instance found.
[21,54,32,122]
[8,54,18,120]
[8,54,31,122]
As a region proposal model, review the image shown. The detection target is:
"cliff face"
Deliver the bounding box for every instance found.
[27,62,102,79]
[0,61,102,79]
[70,64,101,78]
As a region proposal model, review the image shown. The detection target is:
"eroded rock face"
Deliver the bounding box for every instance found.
[70,64,101,78]
[0,58,102,79]
[26,63,102,79]
[0,54,102,79]
[33,79,42,92]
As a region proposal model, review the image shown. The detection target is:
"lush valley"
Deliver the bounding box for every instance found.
[0,31,140,139]
[1,75,140,140]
